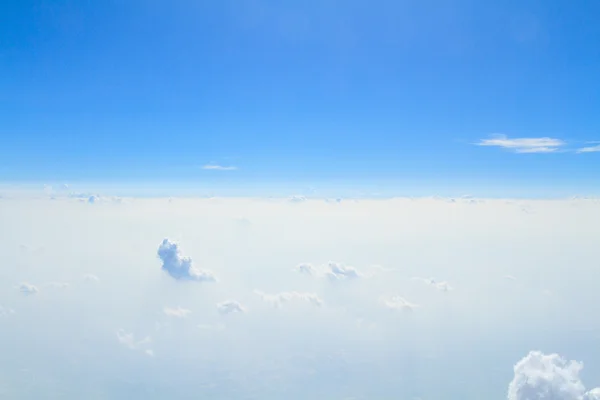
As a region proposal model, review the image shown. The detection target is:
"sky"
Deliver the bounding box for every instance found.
[1,0,600,196]
[2,2,600,399]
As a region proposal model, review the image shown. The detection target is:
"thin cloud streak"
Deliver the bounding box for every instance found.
[476,134,565,153]
[202,164,238,171]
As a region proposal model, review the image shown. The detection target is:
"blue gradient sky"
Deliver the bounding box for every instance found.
[1,1,599,196]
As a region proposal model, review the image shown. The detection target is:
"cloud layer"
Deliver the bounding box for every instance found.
[477,134,565,153]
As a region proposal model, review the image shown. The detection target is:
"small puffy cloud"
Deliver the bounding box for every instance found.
[508,351,600,400]
[288,195,307,203]
[411,277,453,292]
[88,195,99,204]
[163,306,191,318]
[0,306,15,317]
[157,239,217,282]
[576,144,600,153]
[217,300,246,315]
[382,295,418,312]
[295,263,318,276]
[295,262,363,281]
[116,329,153,355]
[83,274,100,282]
[18,282,39,295]
[202,164,237,171]
[254,290,323,308]
[477,134,565,153]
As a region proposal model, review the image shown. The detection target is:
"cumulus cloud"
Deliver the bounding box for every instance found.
[254,290,323,308]
[477,134,565,153]
[18,282,39,295]
[116,329,153,356]
[163,306,191,318]
[157,239,217,282]
[508,351,600,400]
[217,300,246,315]
[202,164,237,171]
[411,277,453,292]
[382,295,418,312]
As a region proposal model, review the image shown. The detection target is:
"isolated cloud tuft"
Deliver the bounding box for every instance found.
[0,306,15,317]
[217,300,246,315]
[326,262,361,281]
[508,351,600,400]
[295,263,318,276]
[157,239,217,282]
[116,329,153,356]
[18,282,39,295]
[83,274,100,282]
[254,290,323,308]
[163,306,191,318]
[411,277,453,292]
[477,134,565,153]
[382,295,418,312]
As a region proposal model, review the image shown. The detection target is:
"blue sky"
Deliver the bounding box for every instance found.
[1,0,600,196]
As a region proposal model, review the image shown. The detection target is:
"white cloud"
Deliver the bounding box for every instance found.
[411,277,453,292]
[295,263,318,276]
[163,306,191,318]
[477,134,565,153]
[217,300,246,315]
[382,295,418,312]
[157,239,217,282]
[18,282,39,295]
[0,306,15,317]
[576,145,600,153]
[116,329,153,355]
[294,262,363,281]
[288,195,307,203]
[508,351,600,400]
[83,273,100,282]
[254,290,323,308]
[43,281,69,289]
[88,195,99,204]
[202,164,237,171]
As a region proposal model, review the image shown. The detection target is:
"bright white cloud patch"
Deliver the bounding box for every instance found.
[508,351,600,400]
[216,300,246,315]
[201,164,237,171]
[163,306,191,318]
[18,282,39,295]
[382,295,418,312]
[255,290,323,308]
[477,134,565,153]
[157,239,217,282]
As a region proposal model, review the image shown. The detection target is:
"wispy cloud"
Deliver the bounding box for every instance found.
[201,164,237,171]
[576,144,600,153]
[476,134,565,153]
[163,306,191,318]
[217,300,246,315]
